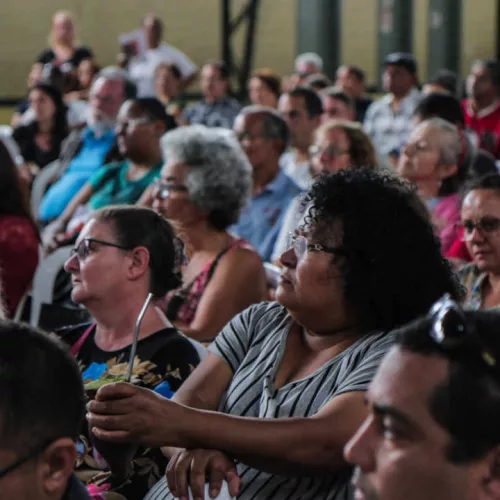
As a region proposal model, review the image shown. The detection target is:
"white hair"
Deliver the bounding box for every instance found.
[417,118,462,165]
[295,52,324,72]
[90,66,137,100]
[160,125,252,228]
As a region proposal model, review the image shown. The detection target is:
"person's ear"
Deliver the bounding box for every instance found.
[126,246,150,281]
[38,438,76,497]
[481,446,500,498]
[437,163,458,181]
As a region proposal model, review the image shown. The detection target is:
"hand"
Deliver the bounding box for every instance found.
[167,449,240,500]
[86,382,185,448]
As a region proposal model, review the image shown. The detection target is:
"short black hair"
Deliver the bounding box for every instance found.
[0,321,85,450]
[465,171,500,194]
[155,63,182,81]
[473,59,500,88]
[414,93,465,127]
[302,168,462,331]
[428,69,459,96]
[93,206,182,297]
[345,65,366,83]
[321,86,355,111]
[133,97,177,132]
[469,150,498,180]
[204,60,230,80]
[286,86,323,118]
[395,309,500,463]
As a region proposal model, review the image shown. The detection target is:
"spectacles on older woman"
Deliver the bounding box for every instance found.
[287,232,346,261]
[456,217,500,241]
[70,238,131,261]
[151,179,189,200]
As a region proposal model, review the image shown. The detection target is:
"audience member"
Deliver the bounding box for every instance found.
[320,86,356,123]
[423,68,460,97]
[248,68,281,108]
[65,58,101,102]
[47,98,175,249]
[11,62,44,127]
[13,83,69,173]
[124,14,197,98]
[335,64,373,121]
[183,60,241,128]
[278,87,323,189]
[364,52,421,166]
[0,321,90,499]
[305,73,332,92]
[154,63,186,120]
[463,59,500,158]
[458,174,500,309]
[86,168,461,500]
[232,106,302,261]
[38,67,136,223]
[59,206,200,498]
[345,297,500,500]
[292,52,324,87]
[0,140,39,318]
[272,120,378,260]
[36,11,94,92]
[153,125,267,340]
[398,118,467,255]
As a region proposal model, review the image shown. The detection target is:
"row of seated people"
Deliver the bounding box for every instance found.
[3,167,500,500]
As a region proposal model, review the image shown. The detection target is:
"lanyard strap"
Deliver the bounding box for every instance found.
[70,323,96,357]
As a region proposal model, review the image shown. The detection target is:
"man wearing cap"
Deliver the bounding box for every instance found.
[344,296,500,500]
[363,52,421,168]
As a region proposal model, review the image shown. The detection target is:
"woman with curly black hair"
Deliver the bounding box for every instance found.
[87,168,461,500]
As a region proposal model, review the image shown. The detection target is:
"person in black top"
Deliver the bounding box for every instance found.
[0,321,91,499]
[58,205,200,499]
[335,64,373,122]
[37,11,93,92]
[13,83,69,171]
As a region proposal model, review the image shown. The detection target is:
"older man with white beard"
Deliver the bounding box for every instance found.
[38,68,136,223]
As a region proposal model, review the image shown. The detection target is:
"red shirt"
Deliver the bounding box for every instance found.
[462,99,500,158]
[0,216,39,317]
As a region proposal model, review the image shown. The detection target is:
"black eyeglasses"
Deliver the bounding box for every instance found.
[151,179,189,200]
[0,438,54,480]
[287,233,346,261]
[456,217,500,241]
[429,294,498,376]
[70,238,131,261]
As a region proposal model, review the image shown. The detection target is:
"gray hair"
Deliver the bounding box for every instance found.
[91,66,137,100]
[161,125,252,230]
[295,52,324,72]
[418,117,462,165]
[237,105,290,151]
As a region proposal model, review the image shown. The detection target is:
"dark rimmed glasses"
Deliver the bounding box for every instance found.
[0,438,54,480]
[287,232,346,261]
[429,294,498,375]
[151,179,189,200]
[309,145,350,159]
[455,217,500,241]
[70,238,131,261]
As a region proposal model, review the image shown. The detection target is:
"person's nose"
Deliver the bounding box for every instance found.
[469,225,486,244]
[343,416,376,472]
[279,246,297,269]
[64,252,79,274]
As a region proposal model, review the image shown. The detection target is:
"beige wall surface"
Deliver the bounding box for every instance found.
[0,0,296,98]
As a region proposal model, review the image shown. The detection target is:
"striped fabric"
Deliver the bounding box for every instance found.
[145,302,397,500]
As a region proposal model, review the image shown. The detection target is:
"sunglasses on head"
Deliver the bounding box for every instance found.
[429,294,498,378]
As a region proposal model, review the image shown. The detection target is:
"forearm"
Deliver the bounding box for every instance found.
[170,406,343,476]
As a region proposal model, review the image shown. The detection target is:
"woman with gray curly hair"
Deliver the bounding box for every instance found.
[151,125,267,341]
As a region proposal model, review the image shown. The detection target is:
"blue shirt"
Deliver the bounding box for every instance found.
[39,128,116,221]
[230,169,302,262]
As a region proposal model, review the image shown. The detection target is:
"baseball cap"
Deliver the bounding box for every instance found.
[383,52,418,75]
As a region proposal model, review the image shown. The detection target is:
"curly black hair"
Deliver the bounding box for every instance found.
[302,167,462,331]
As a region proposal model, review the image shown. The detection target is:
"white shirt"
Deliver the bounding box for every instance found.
[279,150,313,190]
[128,43,197,97]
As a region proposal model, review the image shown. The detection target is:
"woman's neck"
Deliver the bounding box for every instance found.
[487,272,500,293]
[37,118,54,134]
[416,179,441,201]
[180,223,233,256]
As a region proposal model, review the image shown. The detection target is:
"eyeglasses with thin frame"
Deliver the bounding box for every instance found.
[151,179,189,200]
[287,232,346,261]
[0,438,54,480]
[455,217,500,241]
[70,238,131,261]
[115,117,151,133]
[429,294,498,377]
[309,144,350,159]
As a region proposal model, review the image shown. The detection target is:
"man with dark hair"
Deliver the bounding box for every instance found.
[364,52,421,167]
[335,64,373,121]
[345,296,500,500]
[0,321,89,499]
[278,87,323,189]
[183,60,241,128]
[424,68,460,97]
[231,106,301,261]
[320,86,355,123]
[463,59,500,158]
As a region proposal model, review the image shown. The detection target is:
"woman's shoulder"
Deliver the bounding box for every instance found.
[220,240,263,268]
[457,262,483,287]
[36,48,55,63]
[55,322,92,347]
[231,301,289,337]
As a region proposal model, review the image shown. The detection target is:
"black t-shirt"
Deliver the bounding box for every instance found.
[355,96,373,123]
[36,46,94,72]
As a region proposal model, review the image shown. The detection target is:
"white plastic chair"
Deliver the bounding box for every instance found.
[30,160,61,220]
[30,245,73,327]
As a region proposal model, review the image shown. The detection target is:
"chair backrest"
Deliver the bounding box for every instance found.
[30,160,61,219]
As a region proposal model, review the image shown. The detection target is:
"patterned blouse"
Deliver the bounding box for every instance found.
[458,263,487,310]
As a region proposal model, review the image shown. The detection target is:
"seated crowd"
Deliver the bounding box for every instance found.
[3,8,500,500]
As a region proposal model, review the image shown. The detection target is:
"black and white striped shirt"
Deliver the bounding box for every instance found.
[146,302,397,500]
